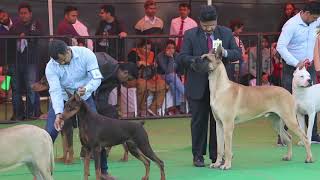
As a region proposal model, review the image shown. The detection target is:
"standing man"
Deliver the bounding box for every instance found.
[277,1,320,144]
[177,5,241,167]
[57,6,85,46]
[46,40,115,180]
[95,5,127,60]
[169,3,197,51]
[9,2,43,120]
[135,0,164,53]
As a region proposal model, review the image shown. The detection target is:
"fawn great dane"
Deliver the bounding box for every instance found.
[199,46,313,170]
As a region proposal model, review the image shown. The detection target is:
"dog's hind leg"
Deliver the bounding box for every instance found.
[307,112,316,144]
[279,119,293,161]
[281,113,313,163]
[26,162,43,180]
[121,143,129,162]
[126,140,152,180]
[297,113,306,145]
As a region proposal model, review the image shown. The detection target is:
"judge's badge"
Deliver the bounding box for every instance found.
[213,39,222,50]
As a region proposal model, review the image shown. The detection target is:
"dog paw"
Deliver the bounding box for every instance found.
[282,155,292,161]
[141,176,149,180]
[209,162,222,168]
[220,163,231,170]
[305,158,313,163]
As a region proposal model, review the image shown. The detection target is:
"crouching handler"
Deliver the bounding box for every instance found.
[45,39,116,180]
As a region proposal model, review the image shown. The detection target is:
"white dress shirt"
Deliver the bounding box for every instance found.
[277,12,320,67]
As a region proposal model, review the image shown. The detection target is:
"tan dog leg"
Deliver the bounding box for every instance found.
[281,113,313,162]
[220,121,234,170]
[210,119,224,168]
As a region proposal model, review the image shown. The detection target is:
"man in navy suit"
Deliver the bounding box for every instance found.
[177,5,241,167]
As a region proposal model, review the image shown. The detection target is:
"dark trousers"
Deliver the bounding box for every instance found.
[10,64,40,118]
[282,63,318,137]
[189,87,217,161]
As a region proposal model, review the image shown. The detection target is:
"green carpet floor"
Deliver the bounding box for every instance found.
[0,118,320,180]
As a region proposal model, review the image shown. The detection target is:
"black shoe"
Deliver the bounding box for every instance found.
[193,156,205,167]
[311,135,320,144]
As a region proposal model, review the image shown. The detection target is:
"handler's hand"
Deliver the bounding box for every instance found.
[54,114,64,131]
[77,87,86,96]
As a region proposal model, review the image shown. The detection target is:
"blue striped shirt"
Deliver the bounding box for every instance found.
[277,12,320,67]
[45,46,102,114]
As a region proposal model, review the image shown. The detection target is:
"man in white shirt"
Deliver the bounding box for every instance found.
[46,40,115,180]
[170,3,197,51]
[277,1,320,144]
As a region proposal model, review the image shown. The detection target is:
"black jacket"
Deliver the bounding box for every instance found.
[176,25,241,100]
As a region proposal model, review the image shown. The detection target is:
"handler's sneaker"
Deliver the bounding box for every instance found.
[311,135,320,144]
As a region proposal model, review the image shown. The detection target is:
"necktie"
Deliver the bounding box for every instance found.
[207,34,212,51]
[176,19,184,51]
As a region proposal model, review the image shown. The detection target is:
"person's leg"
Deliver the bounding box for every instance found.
[25,64,40,118]
[208,105,217,163]
[149,78,166,114]
[11,65,24,120]
[85,97,109,175]
[45,102,59,142]
[189,97,210,167]
[136,78,148,116]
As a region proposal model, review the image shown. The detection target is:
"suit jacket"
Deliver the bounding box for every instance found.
[177,25,241,100]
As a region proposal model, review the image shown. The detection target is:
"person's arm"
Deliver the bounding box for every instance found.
[157,52,170,74]
[169,19,175,35]
[83,49,102,94]
[223,29,242,61]
[314,35,320,71]
[276,23,299,67]
[45,63,64,115]
[176,30,198,69]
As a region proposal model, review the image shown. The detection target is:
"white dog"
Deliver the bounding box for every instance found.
[0,124,54,180]
[292,67,320,144]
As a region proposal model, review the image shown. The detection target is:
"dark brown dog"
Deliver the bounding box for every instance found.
[31,76,129,163]
[61,92,165,180]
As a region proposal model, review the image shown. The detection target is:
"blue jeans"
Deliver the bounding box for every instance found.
[45,96,108,173]
[10,64,40,118]
[163,73,185,106]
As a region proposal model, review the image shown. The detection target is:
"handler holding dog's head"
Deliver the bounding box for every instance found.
[277,1,320,144]
[177,5,241,167]
[45,39,116,180]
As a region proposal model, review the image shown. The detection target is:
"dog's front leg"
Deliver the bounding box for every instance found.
[94,146,102,180]
[220,121,234,170]
[210,119,224,169]
[297,113,306,146]
[84,148,91,180]
[307,112,316,144]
